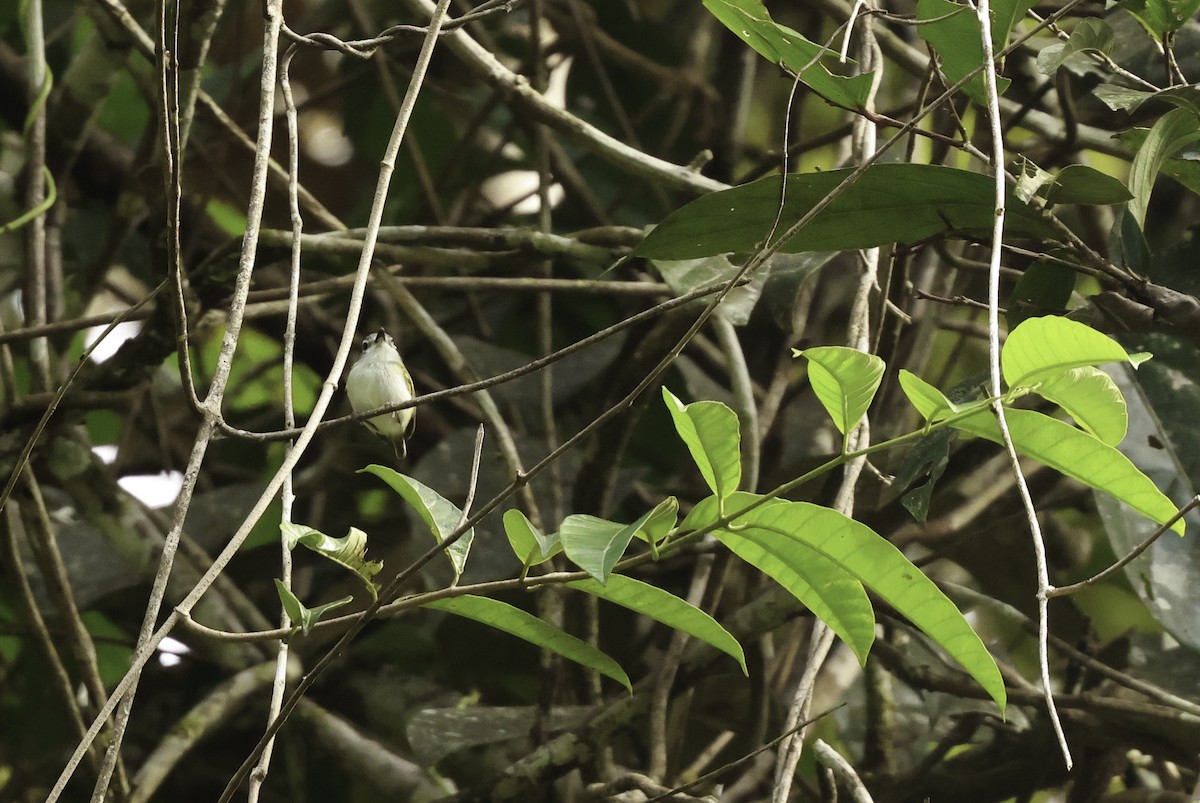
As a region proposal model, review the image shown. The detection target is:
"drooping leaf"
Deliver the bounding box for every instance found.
[896,430,955,522]
[1001,316,1147,390]
[947,407,1184,534]
[662,387,742,500]
[917,0,1035,104]
[424,596,631,691]
[635,165,1056,261]
[691,493,1005,709]
[273,581,353,636]
[681,494,875,664]
[567,575,747,673]
[503,509,561,566]
[281,522,382,600]
[1128,108,1200,230]
[360,466,475,582]
[701,0,874,109]
[1007,258,1077,327]
[795,346,885,440]
[1032,366,1128,446]
[558,513,645,584]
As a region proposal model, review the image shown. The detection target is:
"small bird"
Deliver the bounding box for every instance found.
[346,328,415,459]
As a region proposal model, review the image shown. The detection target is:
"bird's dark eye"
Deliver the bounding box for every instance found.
[360,336,372,352]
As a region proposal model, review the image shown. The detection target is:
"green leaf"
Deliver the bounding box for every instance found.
[558,513,644,583]
[424,596,631,692]
[273,581,353,636]
[634,165,1056,261]
[692,493,1004,708]
[795,346,885,440]
[917,0,1035,104]
[567,575,748,673]
[703,496,877,664]
[1032,366,1128,446]
[948,407,1184,534]
[1121,0,1200,40]
[1001,316,1145,390]
[503,509,561,566]
[662,387,742,499]
[1044,165,1134,206]
[1035,19,1114,74]
[1128,108,1200,230]
[360,466,475,582]
[701,0,874,109]
[281,522,382,600]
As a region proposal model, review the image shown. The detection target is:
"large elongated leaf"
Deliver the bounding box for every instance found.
[567,575,747,673]
[662,387,742,500]
[360,466,475,581]
[796,346,885,439]
[689,493,1005,709]
[424,596,631,691]
[635,165,1055,261]
[948,407,1184,534]
[281,522,382,600]
[558,513,644,584]
[1001,316,1146,389]
[683,494,876,664]
[701,0,873,109]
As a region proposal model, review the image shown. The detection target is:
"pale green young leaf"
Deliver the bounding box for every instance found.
[898,370,972,421]
[662,387,742,500]
[711,495,1005,711]
[360,466,475,581]
[1033,366,1128,445]
[568,574,748,673]
[503,509,562,566]
[948,407,1183,534]
[273,581,353,636]
[1001,316,1145,390]
[559,513,645,584]
[424,595,631,692]
[281,522,382,600]
[796,346,885,438]
[635,496,678,545]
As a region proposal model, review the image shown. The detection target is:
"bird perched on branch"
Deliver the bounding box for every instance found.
[347,328,415,459]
